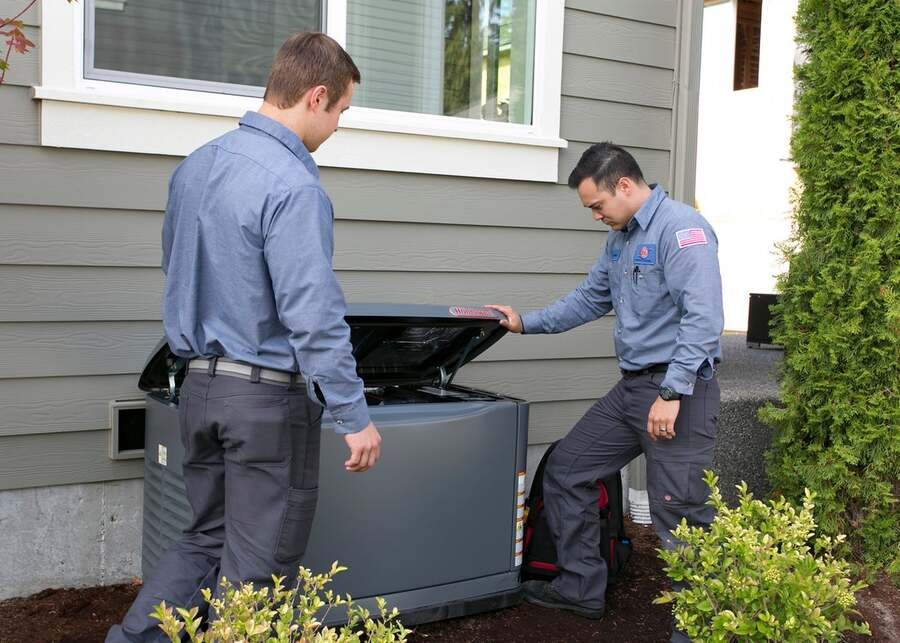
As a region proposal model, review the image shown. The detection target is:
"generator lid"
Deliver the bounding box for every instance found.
[139,304,508,390]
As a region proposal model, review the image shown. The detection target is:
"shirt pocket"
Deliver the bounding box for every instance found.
[630,264,665,316]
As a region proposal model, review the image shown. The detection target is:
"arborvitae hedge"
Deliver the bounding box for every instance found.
[761,0,899,573]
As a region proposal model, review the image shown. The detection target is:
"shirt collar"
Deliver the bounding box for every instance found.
[238,111,319,178]
[628,184,666,232]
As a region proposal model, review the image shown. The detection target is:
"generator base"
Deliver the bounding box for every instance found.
[322,572,523,627]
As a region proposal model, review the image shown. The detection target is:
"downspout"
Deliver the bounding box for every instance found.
[669,0,705,205]
[667,0,686,199]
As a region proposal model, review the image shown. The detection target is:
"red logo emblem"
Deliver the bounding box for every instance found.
[640,246,649,259]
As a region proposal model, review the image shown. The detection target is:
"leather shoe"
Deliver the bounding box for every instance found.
[522,580,605,620]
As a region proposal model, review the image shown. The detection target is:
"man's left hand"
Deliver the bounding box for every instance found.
[647,397,680,441]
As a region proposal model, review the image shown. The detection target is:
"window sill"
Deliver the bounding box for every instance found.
[32,85,567,182]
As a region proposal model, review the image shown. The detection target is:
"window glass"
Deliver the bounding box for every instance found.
[87,0,535,123]
[89,0,322,93]
[347,0,535,123]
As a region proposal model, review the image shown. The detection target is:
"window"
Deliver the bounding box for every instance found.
[87,0,323,95]
[86,0,535,125]
[733,0,762,91]
[347,0,535,124]
[35,0,565,181]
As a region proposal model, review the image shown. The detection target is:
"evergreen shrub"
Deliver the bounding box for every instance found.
[759,0,899,573]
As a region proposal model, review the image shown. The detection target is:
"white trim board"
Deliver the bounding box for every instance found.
[35,0,567,182]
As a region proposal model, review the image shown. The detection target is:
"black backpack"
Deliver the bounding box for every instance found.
[521,441,632,583]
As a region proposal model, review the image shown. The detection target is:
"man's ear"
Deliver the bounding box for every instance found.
[308,84,329,112]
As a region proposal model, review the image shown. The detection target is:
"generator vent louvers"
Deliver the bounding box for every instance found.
[142,459,192,576]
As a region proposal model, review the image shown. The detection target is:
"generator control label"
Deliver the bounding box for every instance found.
[158,444,168,467]
[449,306,496,319]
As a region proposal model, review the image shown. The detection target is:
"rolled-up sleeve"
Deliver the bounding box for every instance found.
[659,225,724,395]
[521,250,613,334]
[263,186,370,434]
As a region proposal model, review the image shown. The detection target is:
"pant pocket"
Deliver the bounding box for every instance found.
[648,460,712,510]
[223,396,290,464]
[274,487,319,564]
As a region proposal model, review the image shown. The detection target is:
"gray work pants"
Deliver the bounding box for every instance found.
[543,371,718,611]
[107,371,323,642]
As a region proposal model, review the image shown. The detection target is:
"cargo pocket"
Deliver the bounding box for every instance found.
[274,487,318,563]
[651,460,710,506]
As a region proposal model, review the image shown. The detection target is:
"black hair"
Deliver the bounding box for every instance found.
[567,142,645,192]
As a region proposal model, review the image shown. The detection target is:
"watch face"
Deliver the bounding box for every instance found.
[660,387,680,401]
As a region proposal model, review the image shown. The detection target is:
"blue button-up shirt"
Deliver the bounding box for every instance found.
[162,111,370,434]
[521,185,723,395]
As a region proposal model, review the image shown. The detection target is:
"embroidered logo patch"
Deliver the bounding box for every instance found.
[676,227,708,248]
[610,248,622,262]
[633,244,657,265]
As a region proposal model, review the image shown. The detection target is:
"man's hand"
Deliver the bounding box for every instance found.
[647,397,680,441]
[485,305,524,333]
[343,422,382,472]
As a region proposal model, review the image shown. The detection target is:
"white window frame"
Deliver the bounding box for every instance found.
[33,0,566,182]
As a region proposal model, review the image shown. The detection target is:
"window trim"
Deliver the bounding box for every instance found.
[34,0,567,182]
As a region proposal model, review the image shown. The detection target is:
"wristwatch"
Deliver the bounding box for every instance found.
[658,386,682,401]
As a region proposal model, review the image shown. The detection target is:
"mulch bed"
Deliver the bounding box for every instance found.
[0,519,896,642]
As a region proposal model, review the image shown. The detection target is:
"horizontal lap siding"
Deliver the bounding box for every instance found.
[0,267,615,320]
[0,430,144,490]
[559,3,677,192]
[0,1,685,489]
[566,0,678,27]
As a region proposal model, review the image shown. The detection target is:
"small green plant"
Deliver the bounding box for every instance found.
[151,561,411,643]
[654,471,870,642]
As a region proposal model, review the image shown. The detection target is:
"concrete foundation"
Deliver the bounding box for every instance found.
[0,479,143,600]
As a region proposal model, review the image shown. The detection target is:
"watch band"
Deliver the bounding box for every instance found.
[659,386,682,401]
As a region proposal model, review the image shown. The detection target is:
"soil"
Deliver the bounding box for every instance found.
[0,519,896,643]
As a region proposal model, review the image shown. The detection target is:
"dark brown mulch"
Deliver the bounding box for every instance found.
[410,518,672,643]
[0,581,142,643]
[0,519,896,643]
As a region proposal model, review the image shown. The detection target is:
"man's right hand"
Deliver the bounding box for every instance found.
[485,305,524,333]
[343,422,382,472]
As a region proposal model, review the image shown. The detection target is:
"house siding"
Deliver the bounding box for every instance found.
[0,0,695,491]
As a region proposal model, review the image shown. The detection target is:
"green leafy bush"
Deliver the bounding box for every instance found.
[151,562,411,643]
[655,471,869,642]
[760,0,899,573]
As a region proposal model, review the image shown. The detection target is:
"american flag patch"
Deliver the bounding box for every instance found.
[675,228,708,248]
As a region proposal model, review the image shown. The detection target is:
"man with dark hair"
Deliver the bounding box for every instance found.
[107,33,381,642]
[489,142,722,642]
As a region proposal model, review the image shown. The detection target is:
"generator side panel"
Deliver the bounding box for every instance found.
[142,394,191,578]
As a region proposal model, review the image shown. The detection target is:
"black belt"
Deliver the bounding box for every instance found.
[620,363,669,378]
